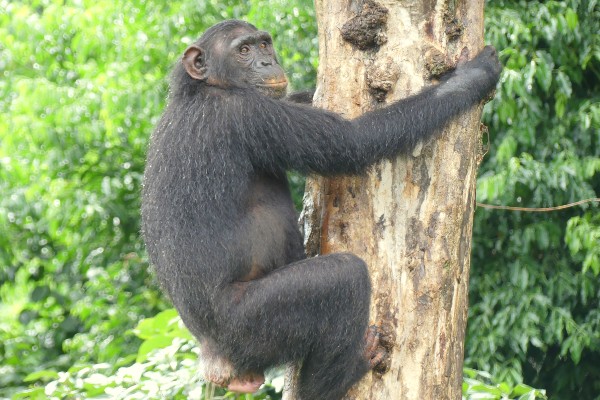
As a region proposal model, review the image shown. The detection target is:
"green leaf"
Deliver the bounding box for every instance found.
[565,9,579,30]
[556,71,572,98]
[137,336,175,363]
[10,387,47,400]
[511,383,535,395]
[135,309,180,339]
[24,369,60,382]
[569,338,583,364]
[498,382,511,394]
[30,285,51,302]
[534,53,552,92]
[555,93,567,118]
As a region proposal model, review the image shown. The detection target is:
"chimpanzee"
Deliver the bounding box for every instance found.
[141,19,501,400]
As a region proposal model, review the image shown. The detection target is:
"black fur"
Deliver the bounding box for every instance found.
[285,90,315,104]
[142,20,501,400]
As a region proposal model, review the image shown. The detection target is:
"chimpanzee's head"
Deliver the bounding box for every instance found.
[182,20,288,98]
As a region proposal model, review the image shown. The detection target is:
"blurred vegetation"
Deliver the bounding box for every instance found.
[0,1,316,398]
[0,0,597,399]
[468,1,600,399]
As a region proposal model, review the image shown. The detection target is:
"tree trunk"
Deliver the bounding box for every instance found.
[285,0,486,399]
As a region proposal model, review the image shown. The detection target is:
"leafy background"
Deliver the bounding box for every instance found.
[0,0,597,399]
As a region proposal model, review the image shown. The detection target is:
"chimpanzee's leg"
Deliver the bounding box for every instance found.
[213,253,379,400]
[297,324,386,399]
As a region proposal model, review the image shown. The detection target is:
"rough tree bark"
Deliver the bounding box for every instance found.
[284,0,487,399]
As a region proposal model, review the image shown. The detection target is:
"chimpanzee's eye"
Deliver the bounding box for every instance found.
[240,45,251,54]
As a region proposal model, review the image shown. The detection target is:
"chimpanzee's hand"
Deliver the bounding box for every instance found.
[436,46,501,101]
[458,46,502,83]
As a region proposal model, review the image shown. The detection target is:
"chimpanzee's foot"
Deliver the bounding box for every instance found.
[202,360,264,393]
[199,352,264,392]
[227,373,265,393]
[364,325,387,369]
[198,342,264,392]
[198,347,233,387]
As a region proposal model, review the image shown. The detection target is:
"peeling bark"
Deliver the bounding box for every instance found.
[287,1,486,399]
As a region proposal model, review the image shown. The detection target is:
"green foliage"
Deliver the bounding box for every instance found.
[0,0,170,392]
[14,311,282,399]
[0,0,315,397]
[463,369,547,400]
[17,310,532,400]
[467,0,600,398]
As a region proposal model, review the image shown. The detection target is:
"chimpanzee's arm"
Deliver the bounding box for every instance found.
[239,47,501,175]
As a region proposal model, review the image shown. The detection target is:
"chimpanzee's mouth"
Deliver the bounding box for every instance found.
[257,80,288,89]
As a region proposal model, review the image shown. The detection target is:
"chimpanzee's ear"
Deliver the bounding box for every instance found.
[182,45,208,81]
